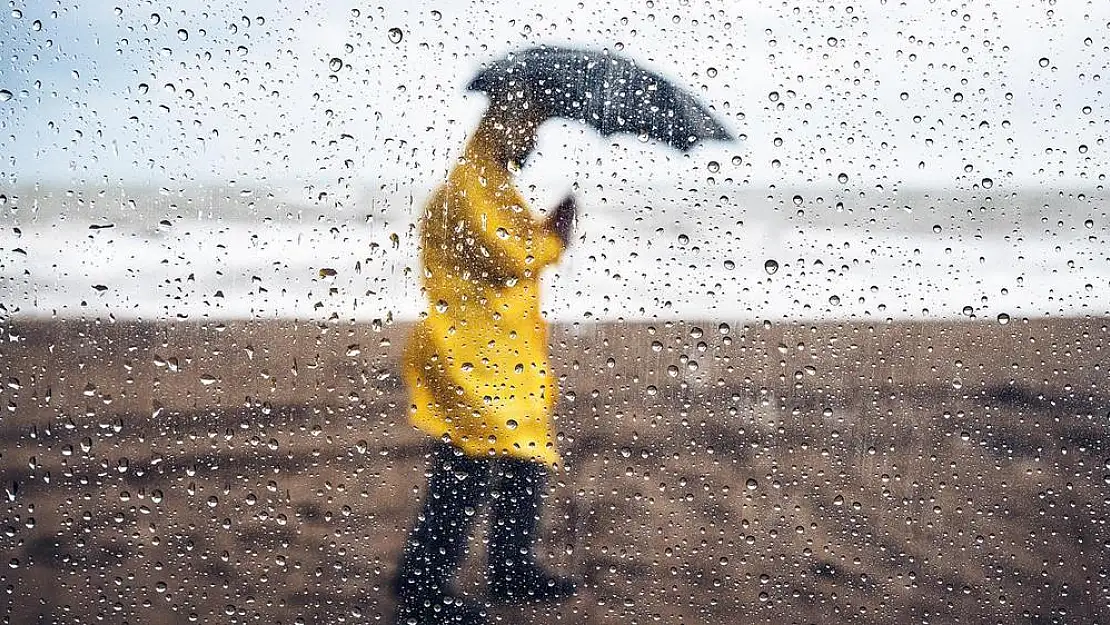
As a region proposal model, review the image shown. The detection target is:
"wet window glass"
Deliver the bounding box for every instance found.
[1,2,1107,623]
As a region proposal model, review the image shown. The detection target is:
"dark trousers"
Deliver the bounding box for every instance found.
[393,443,547,601]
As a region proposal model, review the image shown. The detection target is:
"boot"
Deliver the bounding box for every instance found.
[393,444,491,625]
[487,458,578,604]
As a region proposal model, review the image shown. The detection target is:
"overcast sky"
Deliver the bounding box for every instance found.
[1,0,1107,191]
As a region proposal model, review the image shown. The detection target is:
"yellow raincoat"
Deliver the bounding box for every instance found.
[402,132,565,466]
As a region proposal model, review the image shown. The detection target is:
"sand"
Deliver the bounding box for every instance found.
[0,316,1107,624]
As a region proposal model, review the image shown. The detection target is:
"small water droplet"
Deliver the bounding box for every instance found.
[707,160,720,173]
[837,172,849,184]
[764,259,779,274]
[387,27,403,44]
[329,57,343,72]
[745,478,758,490]
[1038,57,1050,68]
[996,313,1010,325]
[176,28,188,41]
[505,419,518,430]
[0,90,12,102]
[981,177,993,189]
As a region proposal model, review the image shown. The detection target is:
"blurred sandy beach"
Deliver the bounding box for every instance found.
[1,316,1106,624]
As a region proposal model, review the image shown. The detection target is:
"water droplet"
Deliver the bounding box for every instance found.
[827,36,838,46]
[768,91,780,102]
[199,374,217,386]
[829,295,841,306]
[319,267,337,278]
[176,28,188,41]
[707,160,720,173]
[996,313,1010,325]
[962,305,974,317]
[718,323,730,335]
[387,27,403,44]
[505,419,518,430]
[651,341,663,352]
[723,259,735,270]
[745,478,758,490]
[764,260,779,274]
[981,177,993,189]
[329,57,343,72]
[792,195,803,206]
[0,90,11,102]
[1038,57,1050,68]
[677,234,689,245]
[706,67,718,78]
[837,172,849,184]
[430,10,442,20]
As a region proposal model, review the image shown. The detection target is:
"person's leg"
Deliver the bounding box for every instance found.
[487,457,577,603]
[393,443,492,624]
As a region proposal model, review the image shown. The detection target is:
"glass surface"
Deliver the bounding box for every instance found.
[1,2,1107,623]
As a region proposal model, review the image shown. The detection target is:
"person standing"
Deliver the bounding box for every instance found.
[392,93,578,625]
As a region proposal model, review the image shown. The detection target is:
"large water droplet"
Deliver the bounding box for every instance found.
[764,260,779,275]
[329,57,343,72]
[387,27,403,44]
[0,90,13,102]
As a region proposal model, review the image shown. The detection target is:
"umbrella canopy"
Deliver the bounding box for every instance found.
[467,46,733,152]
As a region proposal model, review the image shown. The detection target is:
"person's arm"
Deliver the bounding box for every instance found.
[464,185,571,278]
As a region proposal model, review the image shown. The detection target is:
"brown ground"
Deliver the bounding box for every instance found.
[0,317,1107,624]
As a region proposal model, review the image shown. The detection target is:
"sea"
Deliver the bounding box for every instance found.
[1,181,1106,323]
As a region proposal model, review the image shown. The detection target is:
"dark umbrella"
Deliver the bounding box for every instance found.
[468,45,733,152]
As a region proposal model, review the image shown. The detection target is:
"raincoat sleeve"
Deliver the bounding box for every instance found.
[457,174,564,278]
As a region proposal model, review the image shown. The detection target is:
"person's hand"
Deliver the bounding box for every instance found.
[549,194,577,247]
